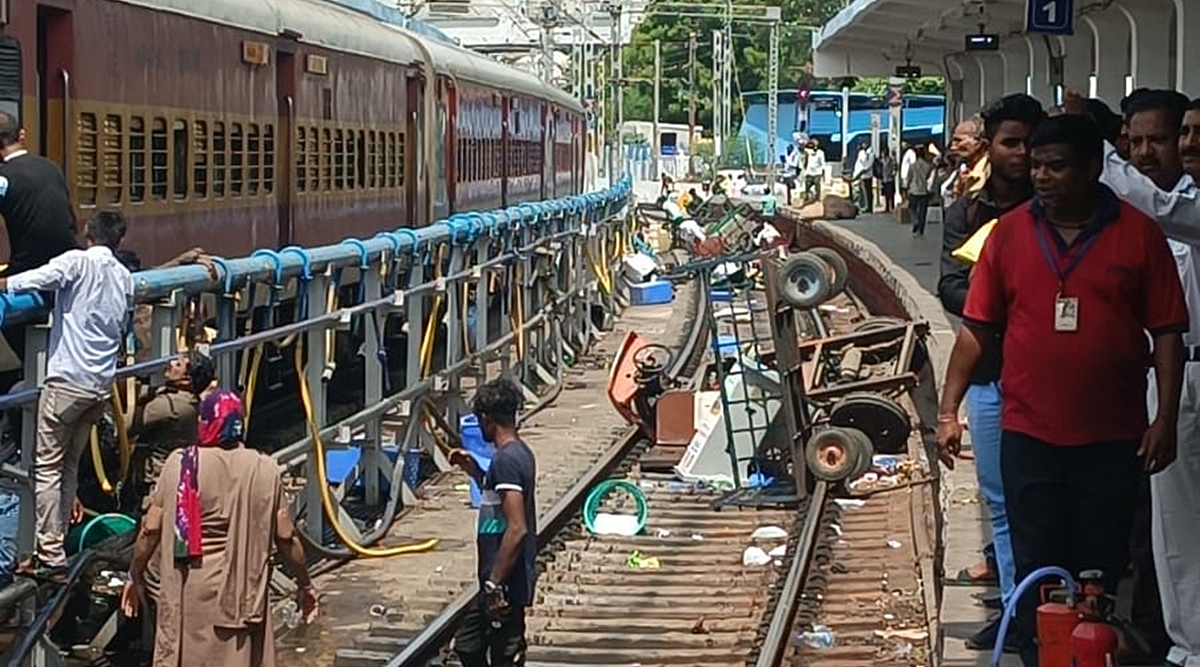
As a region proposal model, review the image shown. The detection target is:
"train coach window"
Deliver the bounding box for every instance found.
[151,118,168,201]
[356,130,366,190]
[247,124,260,196]
[129,116,146,203]
[263,125,275,195]
[334,128,344,190]
[305,127,319,192]
[173,120,188,201]
[76,112,98,207]
[296,127,308,192]
[102,115,123,206]
[230,123,244,197]
[193,121,209,199]
[213,122,227,198]
[366,130,377,188]
[321,128,332,191]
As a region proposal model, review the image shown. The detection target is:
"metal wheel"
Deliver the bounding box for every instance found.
[828,392,912,455]
[777,252,833,309]
[805,427,864,482]
[808,246,848,298]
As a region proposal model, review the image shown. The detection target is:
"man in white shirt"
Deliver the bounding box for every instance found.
[804,139,826,203]
[851,143,874,212]
[1071,88,1200,667]
[5,210,133,576]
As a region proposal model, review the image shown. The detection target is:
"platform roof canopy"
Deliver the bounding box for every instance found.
[812,0,1200,120]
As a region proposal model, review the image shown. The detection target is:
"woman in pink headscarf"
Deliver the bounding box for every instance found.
[122,389,318,667]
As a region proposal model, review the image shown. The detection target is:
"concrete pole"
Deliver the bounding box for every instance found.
[653,38,661,180]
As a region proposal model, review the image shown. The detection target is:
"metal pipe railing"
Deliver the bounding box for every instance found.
[0,178,633,326]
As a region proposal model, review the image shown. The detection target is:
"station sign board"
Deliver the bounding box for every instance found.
[1026,0,1074,35]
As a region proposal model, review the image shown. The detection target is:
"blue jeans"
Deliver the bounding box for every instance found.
[966,381,1015,605]
[0,489,18,587]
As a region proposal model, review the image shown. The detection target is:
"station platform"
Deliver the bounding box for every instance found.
[823,211,1016,667]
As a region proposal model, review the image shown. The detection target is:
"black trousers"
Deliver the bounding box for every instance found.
[454,602,527,667]
[908,194,931,235]
[1001,431,1141,667]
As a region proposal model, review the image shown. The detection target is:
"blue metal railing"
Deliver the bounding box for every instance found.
[0,177,633,328]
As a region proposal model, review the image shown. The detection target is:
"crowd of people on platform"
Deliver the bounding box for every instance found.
[935,88,1200,667]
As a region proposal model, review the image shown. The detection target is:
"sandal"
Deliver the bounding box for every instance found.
[942,566,999,587]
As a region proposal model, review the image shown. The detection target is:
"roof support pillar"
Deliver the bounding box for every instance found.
[1081,10,1131,107]
[1171,0,1200,95]
[1059,33,1094,97]
[1117,0,1173,91]
[1026,36,1055,107]
[961,56,984,119]
[975,54,1004,114]
[999,39,1031,100]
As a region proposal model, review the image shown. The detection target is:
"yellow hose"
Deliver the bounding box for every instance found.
[510,264,526,359]
[89,380,135,497]
[293,340,439,557]
[419,245,448,377]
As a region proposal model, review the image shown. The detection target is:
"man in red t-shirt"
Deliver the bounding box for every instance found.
[937,114,1188,667]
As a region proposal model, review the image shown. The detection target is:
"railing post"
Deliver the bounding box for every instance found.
[303,273,329,545]
[360,264,388,507]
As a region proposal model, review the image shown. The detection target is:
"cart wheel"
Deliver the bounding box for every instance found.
[829,392,912,455]
[809,247,848,298]
[844,427,875,480]
[778,252,833,309]
[806,427,865,482]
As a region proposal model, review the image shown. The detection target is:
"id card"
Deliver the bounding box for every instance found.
[1054,295,1079,332]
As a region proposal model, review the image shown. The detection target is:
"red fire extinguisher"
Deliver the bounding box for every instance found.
[1036,570,1120,667]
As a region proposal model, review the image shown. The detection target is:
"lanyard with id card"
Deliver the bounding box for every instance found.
[1035,219,1101,333]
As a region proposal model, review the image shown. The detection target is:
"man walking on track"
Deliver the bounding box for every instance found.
[450,377,539,667]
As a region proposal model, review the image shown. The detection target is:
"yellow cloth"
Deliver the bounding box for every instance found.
[961,156,991,197]
[677,191,693,210]
[952,218,999,265]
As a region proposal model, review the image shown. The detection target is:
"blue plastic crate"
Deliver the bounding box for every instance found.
[630,279,674,305]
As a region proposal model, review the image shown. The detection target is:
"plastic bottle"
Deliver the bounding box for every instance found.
[281,599,302,630]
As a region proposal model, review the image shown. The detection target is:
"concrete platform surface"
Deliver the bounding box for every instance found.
[827,212,1019,667]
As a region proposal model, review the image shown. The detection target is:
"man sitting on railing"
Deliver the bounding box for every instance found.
[1,210,133,580]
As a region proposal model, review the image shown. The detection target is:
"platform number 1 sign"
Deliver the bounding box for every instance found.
[1026,0,1074,35]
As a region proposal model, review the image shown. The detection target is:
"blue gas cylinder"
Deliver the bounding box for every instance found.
[459,414,494,508]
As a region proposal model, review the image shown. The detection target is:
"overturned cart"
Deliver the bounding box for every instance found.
[606,244,930,498]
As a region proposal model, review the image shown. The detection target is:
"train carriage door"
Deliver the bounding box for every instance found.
[406,73,425,225]
[431,78,449,221]
[0,37,20,139]
[540,104,550,201]
[35,6,72,178]
[275,50,297,248]
[446,81,457,213]
[500,97,509,208]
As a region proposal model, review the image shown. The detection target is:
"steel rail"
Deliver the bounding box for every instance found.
[754,480,831,667]
[385,274,709,667]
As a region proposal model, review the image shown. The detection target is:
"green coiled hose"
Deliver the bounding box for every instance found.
[583,479,649,535]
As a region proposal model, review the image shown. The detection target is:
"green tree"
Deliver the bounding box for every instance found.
[619,0,846,132]
[851,76,945,96]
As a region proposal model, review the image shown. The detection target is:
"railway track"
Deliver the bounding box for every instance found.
[370,264,935,667]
